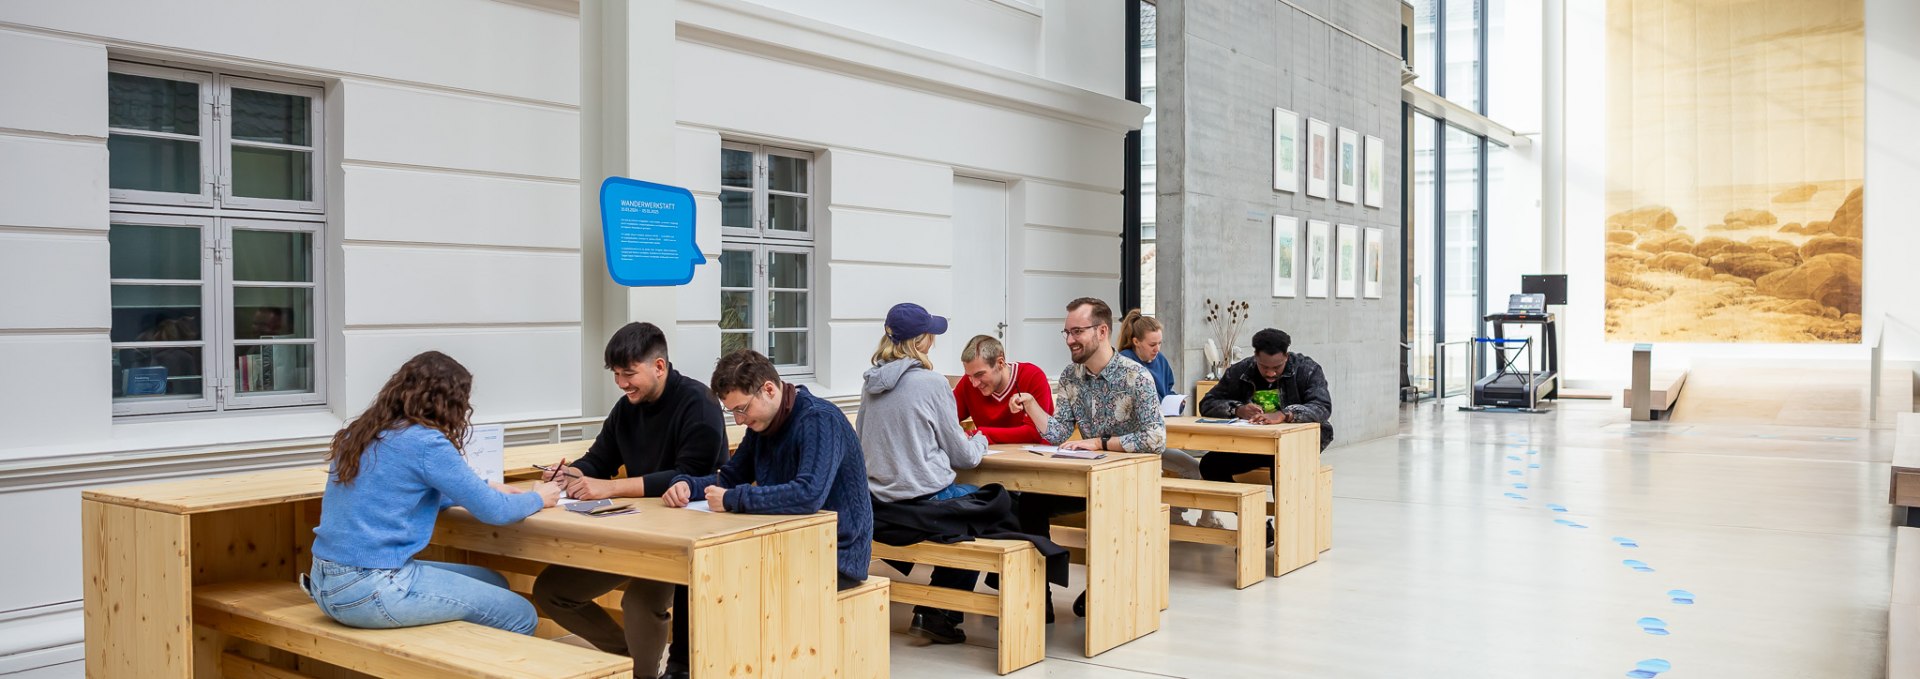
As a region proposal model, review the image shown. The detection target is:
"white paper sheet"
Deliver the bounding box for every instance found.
[1022,445,1063,454]
[1160,395,1186,417]
[684,500,713,512]
[461,424,506,484]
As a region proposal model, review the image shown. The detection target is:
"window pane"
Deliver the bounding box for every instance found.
[111,285,201,343]
[769,291,807,328]
[232,230,313,282]
[108,73,198,135]
[1413,114,1438,397]
[109,134,200,194]
[721,148,753,188]
[768,155,808,193]
[230,88,311,146]
[720,332,751,355]
[1444,0,1481,111]
[1412,0,1438,91]
[768,194,808,233]
[1442,126,1482,359]
[768,251,808,289]
[110,224,200,280]
[232,146,313,201]
[769,331,807,366]
[233,287,314,339]
[720,250,754,288]
[112,346,203,398]
[721,189,752,228]
[720,291,752,330]
[234,343,314,394]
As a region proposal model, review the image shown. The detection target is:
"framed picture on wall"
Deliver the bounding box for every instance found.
[1336,128,1360,204]
[1273,215,1299,297]
[1273,108,1300,193]
[1306,220,1331,298]
[1306,118,1331,199]
[1336,223,1359,298]
[1363,135,1385,208]
[1363,227,1384,298]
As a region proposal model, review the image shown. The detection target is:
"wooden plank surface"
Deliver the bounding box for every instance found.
[193,581,631,679]
[1081,457,1160,656]
[1165,416,1318,439]
[836,578,890,679]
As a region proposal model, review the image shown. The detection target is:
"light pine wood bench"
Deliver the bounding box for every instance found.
[836,576,892,679]
[193,580,633,679]
[1162,478,1269,589]
[870,538,1046,675]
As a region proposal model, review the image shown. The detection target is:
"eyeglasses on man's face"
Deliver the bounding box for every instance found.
[1060,325,1097,338]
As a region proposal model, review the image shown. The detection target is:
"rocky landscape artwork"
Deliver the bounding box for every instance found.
[1605,0,1863,343]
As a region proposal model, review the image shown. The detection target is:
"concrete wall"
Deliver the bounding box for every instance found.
[1156,0,1405,446]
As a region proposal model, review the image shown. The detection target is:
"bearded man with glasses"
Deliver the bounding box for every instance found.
[1007,296,1166,620]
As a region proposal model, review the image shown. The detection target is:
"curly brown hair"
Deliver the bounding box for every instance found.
[328,351,474,485]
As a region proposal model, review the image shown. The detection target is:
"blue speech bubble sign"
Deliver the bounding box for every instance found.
[599,177,706,287]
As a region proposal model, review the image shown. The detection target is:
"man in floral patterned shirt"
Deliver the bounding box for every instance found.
[1009,296,1165,620]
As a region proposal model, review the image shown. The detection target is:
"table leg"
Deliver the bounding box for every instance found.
[1271,432,1321,576]
[1082,461,1160,656]
[689,521,836,678]
[84,500,192,679]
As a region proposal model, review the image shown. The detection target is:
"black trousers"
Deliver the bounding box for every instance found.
[1199,451,1273,482]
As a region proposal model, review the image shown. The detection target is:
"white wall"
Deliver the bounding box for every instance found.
[1556,0,1916,385]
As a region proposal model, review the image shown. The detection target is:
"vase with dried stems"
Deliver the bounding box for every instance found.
[1203,298,1252,378]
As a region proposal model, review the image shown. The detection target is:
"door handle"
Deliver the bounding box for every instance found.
[996,322,1008,339]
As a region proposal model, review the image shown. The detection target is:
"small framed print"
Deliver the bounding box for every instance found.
[1273,215,1299,297]
[1274,108,1300,193]
[1306,118,1332,199]
[1336,127,1360,205]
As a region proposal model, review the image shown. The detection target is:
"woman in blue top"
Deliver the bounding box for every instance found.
[304,351,563,634]
[1117,310,1218,527]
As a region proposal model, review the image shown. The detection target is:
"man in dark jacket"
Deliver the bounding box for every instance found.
[533,322,728,679]
[1198,328,1334,487]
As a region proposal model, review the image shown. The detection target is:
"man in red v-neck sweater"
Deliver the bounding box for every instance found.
[953,335,1054,444]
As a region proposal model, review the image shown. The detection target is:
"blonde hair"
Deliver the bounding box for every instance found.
[872,331,935,371]
[1116,309,1162,353]
[961,335,1004,365]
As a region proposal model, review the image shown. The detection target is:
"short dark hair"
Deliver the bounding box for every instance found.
[604,322,669,370]
[1251,328,1291,356]
[1067,297,1114,330]
[710,349,782,398]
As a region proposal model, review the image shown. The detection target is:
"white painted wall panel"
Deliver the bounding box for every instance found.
[0,138,107,231]
[1040,0,1124,98]
[0,487,82,611]
[0,0,578,105]
[341,166,578,250]
[0,336,110,449]
[744,0,1042,76]
[1022,181,1121,234]
[674,127,724,195]
[342,247,580,327]
[677,42,1122,189]
[674,250,724,325]
[340,81,579,180]
[828,151,953,216]
[672,323,723,387]
[342,329,580,420]
[1015,322,1072,377]
[828,262,955,321]
[0,31,105,137]
[827,208,951,266]
[825,320,884,391]
[0,233,108,330]
[1019,272,1118,320]
[1021,228,1116,276]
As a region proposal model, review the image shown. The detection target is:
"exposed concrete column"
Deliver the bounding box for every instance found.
[581,0,677,409]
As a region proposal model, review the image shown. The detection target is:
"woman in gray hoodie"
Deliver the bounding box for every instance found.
[857,302,990,645]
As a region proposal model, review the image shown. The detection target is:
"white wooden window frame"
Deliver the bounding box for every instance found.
[718,142,816,378]
[106,62,216,208]
[217,76,326,213]
[219,217,328,410]
[108,212,219,416]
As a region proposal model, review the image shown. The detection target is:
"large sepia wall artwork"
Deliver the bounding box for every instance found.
[1604,0,1864,343]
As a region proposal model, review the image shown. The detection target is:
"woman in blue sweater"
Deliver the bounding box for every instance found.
[304,351,562,634]
[1117,310,1217,527]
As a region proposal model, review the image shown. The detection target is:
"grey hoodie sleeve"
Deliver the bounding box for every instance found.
[924,380,988,470]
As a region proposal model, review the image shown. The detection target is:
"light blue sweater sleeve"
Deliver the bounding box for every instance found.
[413,429,544,525]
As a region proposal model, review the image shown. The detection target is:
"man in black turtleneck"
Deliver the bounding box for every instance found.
[531,322,726,679]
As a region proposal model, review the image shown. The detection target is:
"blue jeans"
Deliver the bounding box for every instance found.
[303,556,537,635]
[929,483,978,501]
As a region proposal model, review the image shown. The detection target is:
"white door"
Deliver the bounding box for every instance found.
[946,176,1009,370]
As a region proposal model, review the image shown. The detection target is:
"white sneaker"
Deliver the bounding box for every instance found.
[1196,512,1226,530]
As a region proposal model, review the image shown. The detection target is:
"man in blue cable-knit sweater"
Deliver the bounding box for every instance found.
[664,349,872,588]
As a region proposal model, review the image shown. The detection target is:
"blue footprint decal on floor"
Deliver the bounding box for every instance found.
[1612,537,1639,548]
[1504,492,1527,500]
[1626,658,1672,678]
[1623,559,1655,572]
[1667,589,1695,605]
[1508,455,1523,461]
[1508,470,1524,476]
[1554,519,1588,528]
[1513,483,1529,490]
[1636,617,1670,636]
[1529,463,1542,469]
[1546,504,1568,513]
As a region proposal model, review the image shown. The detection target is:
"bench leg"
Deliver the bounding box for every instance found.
[1316,465,1333,554]
[1234,493,1265,590]
[996,550,1047,675]
[1157,504,1170,612]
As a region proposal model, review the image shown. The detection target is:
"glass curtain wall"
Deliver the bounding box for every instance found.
[1138,1,1157,315]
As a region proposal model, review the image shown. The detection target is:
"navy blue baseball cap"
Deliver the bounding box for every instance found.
[885,303,948,342]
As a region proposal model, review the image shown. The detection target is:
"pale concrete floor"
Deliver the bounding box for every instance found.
[879,398,1897,678]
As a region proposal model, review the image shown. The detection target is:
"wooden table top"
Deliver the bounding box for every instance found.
[442,495,836,551]
[1163,416,1319,439]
